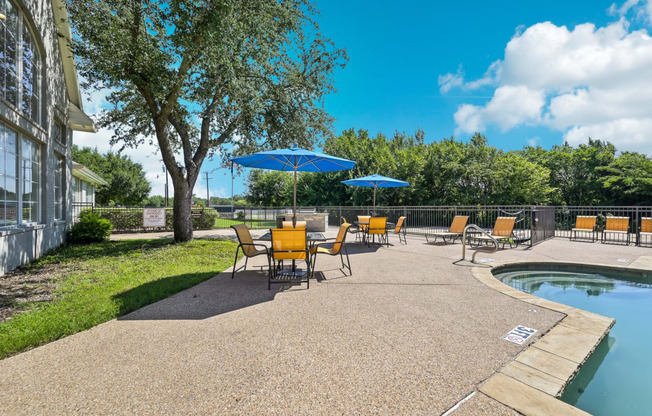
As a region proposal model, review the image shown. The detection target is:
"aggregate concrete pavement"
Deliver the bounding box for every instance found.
[1,231,648,415]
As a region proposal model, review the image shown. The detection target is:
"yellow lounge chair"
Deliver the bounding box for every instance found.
[393,216,407,244]
[426,215,469,244]
[639,217,652,246]
[471,217,517,249]
[602,216,630,245]
[230,224,271,279]
[269,228,310,289]
[310,223,352,277]
[571,216,597,242]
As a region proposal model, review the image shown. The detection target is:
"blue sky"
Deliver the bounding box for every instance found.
[76,0,652,199]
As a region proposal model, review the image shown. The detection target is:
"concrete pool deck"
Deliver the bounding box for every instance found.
[1,231,651,415]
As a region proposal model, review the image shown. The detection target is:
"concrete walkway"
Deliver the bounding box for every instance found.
[1,231,651,415]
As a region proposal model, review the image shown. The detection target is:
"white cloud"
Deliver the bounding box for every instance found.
[438,66,464,93]
[446,9,652,154]
[527,137,541,147]
[455,85,544,134]
[563,118,652,148]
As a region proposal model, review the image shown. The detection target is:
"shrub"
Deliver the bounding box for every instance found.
[235,210,246,221]
[192,209,218,229]
[68,211,112,243]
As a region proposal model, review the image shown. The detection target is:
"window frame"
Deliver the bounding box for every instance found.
[0,0,43,126]
[54,153,64,220]
[0,121,41,228]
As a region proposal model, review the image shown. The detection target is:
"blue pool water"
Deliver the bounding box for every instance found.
[495,266,652,416]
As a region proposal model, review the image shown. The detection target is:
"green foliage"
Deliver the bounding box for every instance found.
[67,211,112,244]
[67,0,347,241]
[245,170,294,206]
[245,130,651,207]
[91,208,217,231]
[72,146,151,205]
[598,152,652,205]
[192,209,219,229]
[0,239,239,359]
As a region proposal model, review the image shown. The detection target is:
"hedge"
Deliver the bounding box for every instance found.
[82,208,218,232]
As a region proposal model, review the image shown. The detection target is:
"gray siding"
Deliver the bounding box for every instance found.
[0,0,73,274]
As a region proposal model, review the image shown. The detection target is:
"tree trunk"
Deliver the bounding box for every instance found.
[173,179,193,243]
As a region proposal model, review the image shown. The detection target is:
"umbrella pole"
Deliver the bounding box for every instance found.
[293,167,297,227]
[373,186,376,216]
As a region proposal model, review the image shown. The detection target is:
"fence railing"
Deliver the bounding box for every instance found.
[74,203,652,246]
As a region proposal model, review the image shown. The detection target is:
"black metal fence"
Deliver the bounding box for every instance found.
[73,203,652,246]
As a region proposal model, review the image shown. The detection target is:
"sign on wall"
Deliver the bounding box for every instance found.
[143,208,166,227]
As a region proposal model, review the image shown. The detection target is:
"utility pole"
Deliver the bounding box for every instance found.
[163,165,169,207]
[203,171,212,207]
[231,162,234,216]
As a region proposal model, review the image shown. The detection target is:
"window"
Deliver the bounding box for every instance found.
[53,120,66,145]
[54,154,63,220]
[21,136,39,223]
[0,122,41,227]
[0,0,41,124]
[0,123,18,226]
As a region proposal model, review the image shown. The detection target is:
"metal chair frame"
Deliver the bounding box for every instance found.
[269,228,311,290]
[230,225,272,279]
[310,223,352,278]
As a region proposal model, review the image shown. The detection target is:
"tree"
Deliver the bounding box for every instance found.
[72,146,151,205]
[245,170,293,206]
[598,152,652,205]
[67,1,347,242]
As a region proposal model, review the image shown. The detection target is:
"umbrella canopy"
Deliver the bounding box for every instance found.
[231,147,356,222]
[342,174,410,213]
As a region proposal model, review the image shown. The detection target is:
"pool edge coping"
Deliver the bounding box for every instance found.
[470,259,650,416]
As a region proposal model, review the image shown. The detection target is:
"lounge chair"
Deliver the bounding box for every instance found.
[310,223,352,277]
[639,217,652,246]
[471,217,517,249]
[426,215,469,244]
[282,220,307,229]
[230,224,271,279]
[365,217,389,247]
[601,216,630,245]
[269,228,310,289]
[570,216,597,242]
[393,216,407,244]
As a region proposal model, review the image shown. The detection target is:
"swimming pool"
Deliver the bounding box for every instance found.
[494,264,652,416]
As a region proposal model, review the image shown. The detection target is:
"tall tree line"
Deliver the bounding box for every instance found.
[245,129,652,207]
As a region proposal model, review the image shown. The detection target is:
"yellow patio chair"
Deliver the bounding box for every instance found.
[365,217,388,247]
[639,217,652,246]
[471,217,517,249]
[282,220,307,229]
[426,215,469,244]
[310,223,352,277]
[570,215,597,242]
[602,216,630,245]
[393,216,407,244]
[269,228,310,289]
[230,224,271,279]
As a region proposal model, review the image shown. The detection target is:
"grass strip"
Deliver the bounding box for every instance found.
[0,238,238,360]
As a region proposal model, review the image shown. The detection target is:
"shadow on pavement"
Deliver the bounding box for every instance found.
[116,270,295,321]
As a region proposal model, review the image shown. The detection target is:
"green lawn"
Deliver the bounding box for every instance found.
[0,238,239,360]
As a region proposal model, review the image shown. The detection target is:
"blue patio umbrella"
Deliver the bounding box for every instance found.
[342,174,410,213]
[231,147,356,222]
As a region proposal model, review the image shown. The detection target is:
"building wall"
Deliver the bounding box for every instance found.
[0,0,72,274]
